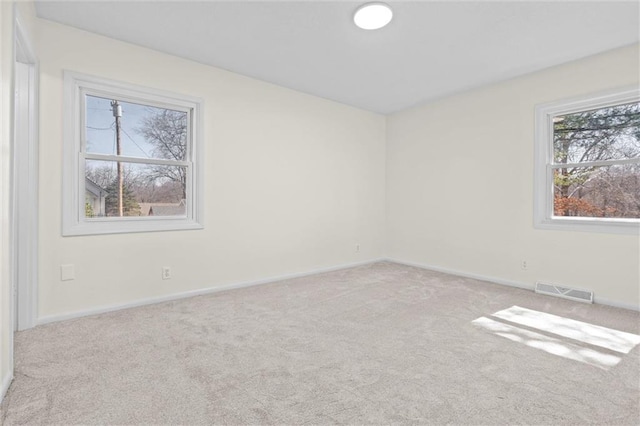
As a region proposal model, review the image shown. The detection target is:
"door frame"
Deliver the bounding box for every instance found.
[12,7,39,333]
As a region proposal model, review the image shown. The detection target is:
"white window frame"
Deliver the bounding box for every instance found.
[534,86,640,235]
[63,71,204,236]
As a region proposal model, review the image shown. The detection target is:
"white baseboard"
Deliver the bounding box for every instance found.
[37,258,385,326]
[1,372,13,404]
[591,296,640,312]
[386,257,534,291]
[385,257,640,312]
[35,256,639,326]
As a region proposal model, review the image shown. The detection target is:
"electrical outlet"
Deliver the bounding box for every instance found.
[521,260,528,270]
[162,266,171,280]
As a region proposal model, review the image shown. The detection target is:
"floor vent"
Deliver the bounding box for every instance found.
[535,282,594,304]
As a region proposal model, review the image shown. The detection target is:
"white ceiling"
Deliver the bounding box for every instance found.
[35,1,639,114]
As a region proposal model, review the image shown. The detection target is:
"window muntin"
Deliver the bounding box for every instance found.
[535,87,640,234]
[64,72,203,236]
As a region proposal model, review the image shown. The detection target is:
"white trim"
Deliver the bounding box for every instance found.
[12,8,39,332]
[74,73,200,111]
[591,296,640,312]
[62,71,204,237]
[11,62,36,331]
[85,153,190,167]
[12,61,39,331]
[37,258,385,325]
[549,157,640,170]
[386,258,534,291]
[533,86,640,235]
[385,258,640,312]
[34,257,640,326]
[0,372,13,404]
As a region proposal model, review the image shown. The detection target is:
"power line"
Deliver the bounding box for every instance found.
[86,124,114,131]
[121,127,151,158]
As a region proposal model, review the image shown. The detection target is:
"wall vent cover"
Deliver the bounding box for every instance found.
[535,282,594,304]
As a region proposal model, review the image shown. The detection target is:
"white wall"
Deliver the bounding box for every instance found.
[387,44,640,309]
[18,6,640,327]
[0,0,13,400]
[36,18,386,320]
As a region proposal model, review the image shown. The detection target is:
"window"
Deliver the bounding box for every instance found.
[63,72,203,236]
[534,87,640,234]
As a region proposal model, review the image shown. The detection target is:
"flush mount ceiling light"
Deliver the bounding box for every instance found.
[354,2,393,30]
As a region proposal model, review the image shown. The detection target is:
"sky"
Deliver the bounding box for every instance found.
[85,94,185,159]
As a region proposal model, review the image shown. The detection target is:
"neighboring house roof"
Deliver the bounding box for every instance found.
[85,177,107,198]
[149,205,186,216]
[144,200,186,217]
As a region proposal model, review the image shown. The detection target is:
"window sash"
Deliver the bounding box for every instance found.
[80,90,193,162]
[81,158,192,221]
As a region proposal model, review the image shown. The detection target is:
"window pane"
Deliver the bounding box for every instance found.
[553,101,640,164]
[85,159,187,218]
[85,95,188,161]
[553,163,640,219]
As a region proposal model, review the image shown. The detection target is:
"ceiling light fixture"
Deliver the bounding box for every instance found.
[354,2,393,30]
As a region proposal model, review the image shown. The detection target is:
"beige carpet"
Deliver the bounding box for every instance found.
[1,261,639,425]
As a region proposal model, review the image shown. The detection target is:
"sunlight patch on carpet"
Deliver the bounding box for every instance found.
[473,306,640,370]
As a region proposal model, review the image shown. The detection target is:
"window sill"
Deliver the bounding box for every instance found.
[62,217,204,237]
[534,217,640,235]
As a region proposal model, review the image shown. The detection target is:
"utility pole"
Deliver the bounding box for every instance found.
[111,100,124,217]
